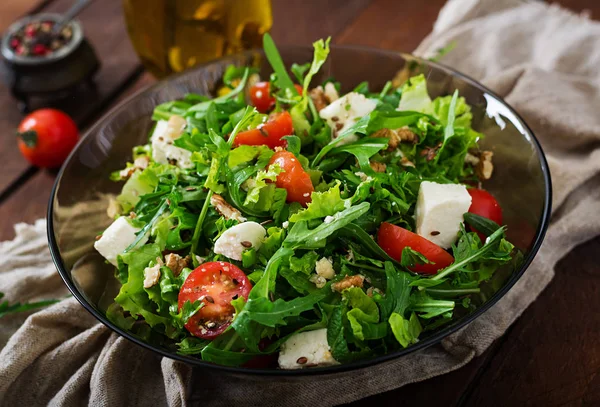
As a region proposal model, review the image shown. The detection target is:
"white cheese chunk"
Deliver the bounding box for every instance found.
[94,216,147,266]
[150,116,194,169]
[324,82,339,102]
[315,257,335,279]
[213,221,266,261]
[319,92,376,145]
[278,328,339,369]
[415,181,472,249]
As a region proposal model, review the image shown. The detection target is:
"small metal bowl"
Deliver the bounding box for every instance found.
[0,13,99,112]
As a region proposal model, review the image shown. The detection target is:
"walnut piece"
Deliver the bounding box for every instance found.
[371,127,417,150]
[210,194,246,222]
[331,275,365,292]
[143,264,161,289]
[309,86,328,112]
[369,161,387,173]
[165,253,189,276]
[476,151,494,180]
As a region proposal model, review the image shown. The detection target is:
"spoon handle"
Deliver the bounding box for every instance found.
[53,0,93,33]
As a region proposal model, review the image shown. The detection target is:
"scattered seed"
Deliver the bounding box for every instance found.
[185,187,197,191]
[335,122,343,131]
[260,219,273,226]
[166,199,171,206]
[331,116,339,122]
[241,241,252,248]
[296,357,308,364]
[269,292,275,302]
[205,296,214,303]
[430,231,440,236]
[95,234,102,241]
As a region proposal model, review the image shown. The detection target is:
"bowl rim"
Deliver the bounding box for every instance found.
[47,44,552,377]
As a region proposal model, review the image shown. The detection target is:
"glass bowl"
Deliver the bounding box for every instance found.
[47,45,552,376]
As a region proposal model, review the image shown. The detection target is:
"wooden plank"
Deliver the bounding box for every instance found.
[335,0,448,51]
[461,237,600,406]
[0,0,49,31]
[0,171,55,241]
[0,0,142,194]
[271,0,372,44]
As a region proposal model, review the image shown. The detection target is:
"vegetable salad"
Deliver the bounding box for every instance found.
[95,34,516,369]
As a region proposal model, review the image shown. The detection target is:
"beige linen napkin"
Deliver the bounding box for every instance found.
[2,0,600,405]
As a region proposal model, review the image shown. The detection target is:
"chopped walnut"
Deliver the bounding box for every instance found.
[366,287,383,297]
[143,264,161,289]
[274,146,285,152]
[331,275,365,292]
[464,152,480,166]
[476,151,494,180]
[165,253,190,276]
[166,115,187,138]
[369,161,387,173]
[309,86,328,112]
[371,127,417,150]
[210,194,246,222]
[420,143,442,161]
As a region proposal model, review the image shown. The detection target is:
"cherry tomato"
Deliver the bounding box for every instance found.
[233,111,294,149]
[178,261,252,339]
[377,222,454,274]
[17,109,79,168]
[269,151,314,206]
[467,189,503,240]
[249,82,303,113]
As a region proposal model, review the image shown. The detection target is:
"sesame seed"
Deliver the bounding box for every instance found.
[430,231,440,236]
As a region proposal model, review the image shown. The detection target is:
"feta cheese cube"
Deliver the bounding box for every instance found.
[415,181,472,249]
[150,116,194,169]
[278,329,339,369]
[319,92,377,145]
[213,221,266,261]
[94,216,148,266]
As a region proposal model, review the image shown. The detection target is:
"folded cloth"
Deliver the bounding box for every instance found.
[2,0,600,405]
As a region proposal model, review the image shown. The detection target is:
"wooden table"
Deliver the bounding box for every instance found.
[1,0,599,405]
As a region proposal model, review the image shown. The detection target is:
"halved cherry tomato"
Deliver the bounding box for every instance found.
[269,151,314,206]
[377,222,454,274]
[233,111,294,149]
[178,261,251,339]
[467,189,503,241]
[249,82,303,113]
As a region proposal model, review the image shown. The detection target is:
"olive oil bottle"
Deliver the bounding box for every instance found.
[123,0,272,78]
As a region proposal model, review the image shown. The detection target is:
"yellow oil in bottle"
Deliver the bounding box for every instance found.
[123,0,272,78]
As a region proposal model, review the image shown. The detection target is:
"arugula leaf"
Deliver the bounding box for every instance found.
[263,33,297,94]
[435,90,459,160]
[464,212,501,237]
[187,68,250,113]
[282,135,301,156]
[330,138,389,171]
[243,163,282,211]
[400,247,431,269]
[228,145,274,168]
[378,262,412,321]
[327,302,350,360]
[291,62,310,83]
[408,291,455,319]
[0,292,60,318]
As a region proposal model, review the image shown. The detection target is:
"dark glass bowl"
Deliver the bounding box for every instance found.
[47,46,551,377]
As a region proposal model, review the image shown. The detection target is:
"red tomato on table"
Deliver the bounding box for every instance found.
[467,189,503,240]
[178,262,251,339]
[269,151,314,206]
[377,222,454,274]
[17,109,79,168]
[249,81,303,113]
[233,111,294,149]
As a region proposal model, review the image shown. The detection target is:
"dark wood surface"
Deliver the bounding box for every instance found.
[0,0,599,405]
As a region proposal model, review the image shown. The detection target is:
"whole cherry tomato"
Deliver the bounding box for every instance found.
[17,109,79,168]
[249,82,303,113]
